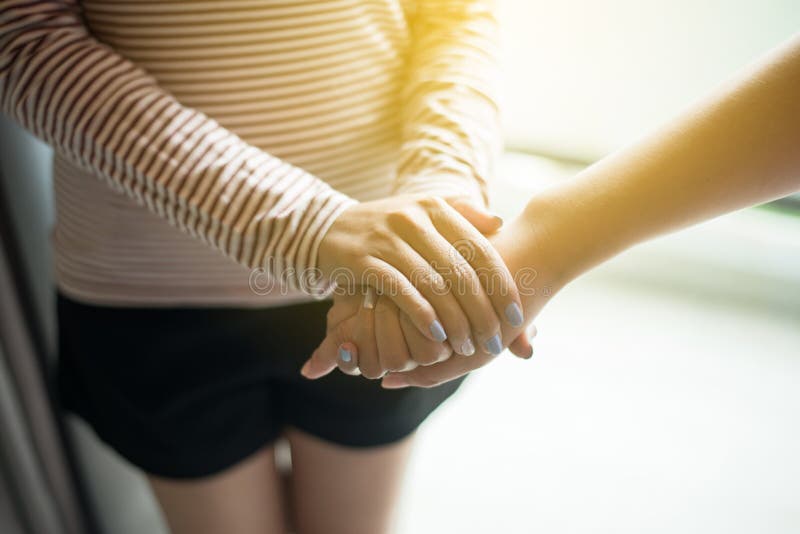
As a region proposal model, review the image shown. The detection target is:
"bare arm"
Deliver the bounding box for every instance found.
[384,32,800,388]
[506,33,800,291]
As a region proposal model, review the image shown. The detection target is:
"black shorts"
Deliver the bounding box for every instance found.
[57,294,464,479]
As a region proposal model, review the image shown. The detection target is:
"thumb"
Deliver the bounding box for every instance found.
[508,334,532,359]
[508,324,537,359]
[445,197,504,235]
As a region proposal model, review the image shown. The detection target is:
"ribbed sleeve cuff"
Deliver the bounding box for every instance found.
[296,191,358,298]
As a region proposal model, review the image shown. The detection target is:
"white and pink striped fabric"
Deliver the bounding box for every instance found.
[0,0,499,306]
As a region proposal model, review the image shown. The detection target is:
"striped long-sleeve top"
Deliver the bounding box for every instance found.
[0,0,500,306]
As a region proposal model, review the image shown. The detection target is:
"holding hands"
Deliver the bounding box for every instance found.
[307,197,549,387]
[316,195,525,356]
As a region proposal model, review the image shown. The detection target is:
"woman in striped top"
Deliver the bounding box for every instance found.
[0,1,521,533]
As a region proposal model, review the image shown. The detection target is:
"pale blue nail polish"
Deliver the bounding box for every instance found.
[505,302,524,327]
[338,347,352,363]
[429,320,447,342]
[485,334,503,355]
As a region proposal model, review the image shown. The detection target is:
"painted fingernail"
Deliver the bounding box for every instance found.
[460,337,476,356]
[429,320,447,342]
[338,346,352,363]
[484,334,503,355]
[382,374,410,389]
[505,302,524,327]
[529,324,538,339]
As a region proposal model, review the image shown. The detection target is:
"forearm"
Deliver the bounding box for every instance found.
[368,35,800,388]
[506,33,800,302]
[0,1,355,291]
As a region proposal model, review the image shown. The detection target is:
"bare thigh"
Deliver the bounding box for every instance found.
[286,428,414,534]
[148,446,286,534]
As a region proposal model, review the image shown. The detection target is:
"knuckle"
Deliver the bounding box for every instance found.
[418,195,445,210]
[332,322,351,346]
[386,209,419,231]
[412,267,447,295]
[449,261,478,291]
[428,271,449,295]
[369,227,397,250]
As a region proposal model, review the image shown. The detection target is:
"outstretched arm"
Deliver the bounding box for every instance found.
[307,31,800,387]
[515,32,800,290]
[387,31,800,388]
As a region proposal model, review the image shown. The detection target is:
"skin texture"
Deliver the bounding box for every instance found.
[304,32,800,388]
[316,195,523,356]
[148,447,287,534]
[301,217,543,383]
[304,198,532,380]
[148,430,414,534]
[303,197,539,380]
[285,428,414,534]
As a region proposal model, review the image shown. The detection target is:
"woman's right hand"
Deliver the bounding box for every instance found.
[317,194,524,356]
[300,288,532,381]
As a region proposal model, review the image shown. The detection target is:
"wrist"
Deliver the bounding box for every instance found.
[316,199,359,277]
[491,187,605,316]
[489,211,566,317]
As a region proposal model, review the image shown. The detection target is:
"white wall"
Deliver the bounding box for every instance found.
[500,0,800,161]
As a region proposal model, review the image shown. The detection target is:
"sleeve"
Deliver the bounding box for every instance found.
[0,0,357,292]
[393,0,502,207]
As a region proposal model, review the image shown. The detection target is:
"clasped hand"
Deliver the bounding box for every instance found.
[307,194,536,387]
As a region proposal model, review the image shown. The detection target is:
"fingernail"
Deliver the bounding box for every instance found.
[529,324,538,339]
[382,374,410,389]
[492,215,504,227]
[338,346,352,363]
[300,360,312,377]
[518,344,533,359]
[505,302,523,327]
[484,334,503,355]
[429,320,447,342]
[460,337,475,356]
